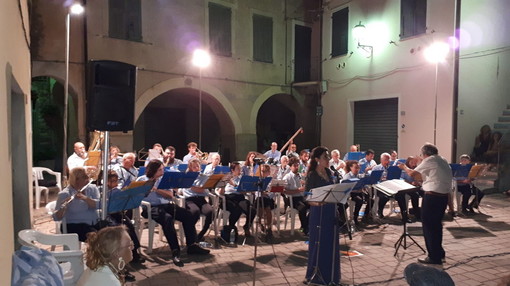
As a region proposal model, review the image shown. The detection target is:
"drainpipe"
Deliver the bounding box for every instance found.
[452,0,461,162]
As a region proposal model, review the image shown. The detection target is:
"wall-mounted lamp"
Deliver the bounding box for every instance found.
[353,21,373,57]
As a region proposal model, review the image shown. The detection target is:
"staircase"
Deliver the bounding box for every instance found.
[493,104,510,134]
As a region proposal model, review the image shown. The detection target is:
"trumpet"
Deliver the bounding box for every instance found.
[196,148,209,161]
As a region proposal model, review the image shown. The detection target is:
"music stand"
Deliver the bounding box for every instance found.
[108,184,152,214]
[374,180,426,256]
[306,182,356,285]
[158,171,199,189]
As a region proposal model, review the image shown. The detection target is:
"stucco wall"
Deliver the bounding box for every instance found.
[0,0,32,284]
[321,0,456,160]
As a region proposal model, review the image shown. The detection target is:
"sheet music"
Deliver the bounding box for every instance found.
[306,182,357,204]
[374,179,416,196]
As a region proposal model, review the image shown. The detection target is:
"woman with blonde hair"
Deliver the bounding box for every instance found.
[77,226,133,285]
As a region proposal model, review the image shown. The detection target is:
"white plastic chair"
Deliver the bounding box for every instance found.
[18,229,83,286]
[33,167,62,209]
[283,194,300,235]
[140,201,185,253]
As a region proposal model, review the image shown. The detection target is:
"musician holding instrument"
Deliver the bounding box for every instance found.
[54,167,100,242]
[183,142,199,164]
[276,155,291,180]
[242,151,259,176]
[219,162,256,237]
[256,164,276,242]
[67,142,98,173]
[137,159,209,266]
[182,158,214,242]
[113,153,138,189]
[163,146,183,169]
[329,149,346,177]
[263,142,281,164]
[108,145,123,170]
[283,157,309,235]
[286,143,299,158]
[343,160,372,225]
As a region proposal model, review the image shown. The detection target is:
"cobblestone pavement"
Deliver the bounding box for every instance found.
[32,192,510,285]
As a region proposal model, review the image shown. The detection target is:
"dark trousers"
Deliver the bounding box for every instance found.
[378,191,421,219]
[65,223,98,242]
[458,184,484,209]
[224,193,256,228]
[108,211,141,259]
[422,193,448,262]
[290,196,310,232]
[145,204,197,250]
[185,196,213,241]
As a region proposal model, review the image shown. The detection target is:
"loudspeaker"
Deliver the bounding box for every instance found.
[87,60,136,131]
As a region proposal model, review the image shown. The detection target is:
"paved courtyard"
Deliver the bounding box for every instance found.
[32,192,510,285]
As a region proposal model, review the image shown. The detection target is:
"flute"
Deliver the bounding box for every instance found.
[59,180,93,210]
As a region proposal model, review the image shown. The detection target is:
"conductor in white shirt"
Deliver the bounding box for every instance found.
[399,143,452,265]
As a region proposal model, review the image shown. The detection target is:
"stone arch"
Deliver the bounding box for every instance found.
[249,86,298,133]
[136,77,242,133]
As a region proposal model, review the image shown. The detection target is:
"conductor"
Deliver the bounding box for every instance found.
[398,143,452,265]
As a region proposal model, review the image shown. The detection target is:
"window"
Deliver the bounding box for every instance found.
[331,7,349,57]
[108,0,142,41]
[400,0,427,39]
[253,14,273,63]
[209,3,232,57]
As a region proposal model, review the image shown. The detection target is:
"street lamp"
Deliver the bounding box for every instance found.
[424,42,449,145]
[192,49,211,148]
[63,3,84,174]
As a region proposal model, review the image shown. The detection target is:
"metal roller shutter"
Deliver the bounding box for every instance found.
[354,98,398,159]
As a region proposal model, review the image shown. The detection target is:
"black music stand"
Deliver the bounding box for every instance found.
[306,182,356,286]
[394,214,425,256]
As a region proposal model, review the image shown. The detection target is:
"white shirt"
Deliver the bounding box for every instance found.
[283,172,303,197]
[77,266,121,286]
[414,155,452,194]
[67,152,87,170]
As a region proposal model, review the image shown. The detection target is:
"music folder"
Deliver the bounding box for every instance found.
[347,152,365,161]
[107,183,152,214]
[237,176,260,192]
[386,166,403,180]
[269,179,286,193]
[158,171,200,189]
[193,173,230,189]
[374,179,416,197]
[450,163,473,180]
[306,182,357,204]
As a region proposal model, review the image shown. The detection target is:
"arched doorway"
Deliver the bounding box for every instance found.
[256,93,317,153]
[134,88,236,164]
[31,76,78,172]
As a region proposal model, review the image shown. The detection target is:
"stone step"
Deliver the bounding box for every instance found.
[494,122,510,129]
[499,116,510,122]
[503,110,510,116]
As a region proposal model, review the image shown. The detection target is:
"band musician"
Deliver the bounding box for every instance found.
[67,142,98,174]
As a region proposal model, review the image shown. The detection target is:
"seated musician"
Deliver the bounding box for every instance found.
[286,143,299,158]
[106,170,144,264]
[456,154,484,214]
[263,142,281,164]
[256,164,276,242]
[113,152,138,189]
[343,160,372,225]
[400,156,422,220]
[376,153,420,222]
[183,142,199,164]
[390,150,399,164]
[108,145,123,170]
[163,146,183,169]
[181,158,214,242]
[218,162,256,237]
[283,157,310,235]
[144,143,164,166]
[358,148,377,174]
[242,151,259,176]
[330,149,346,177]
[54,167,100,242]
[67,141,97,173]
[343,144,358,161]
[203,153,221,175]
[276,155,291,180]
[298,149,310,176]
[137,159,209,266]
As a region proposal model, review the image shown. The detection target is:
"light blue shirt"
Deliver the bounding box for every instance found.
[137,175,170,206]
[264,150,281,162]
[55,185,100,225]
[225,176,240,195]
